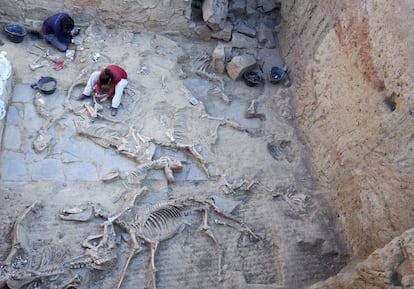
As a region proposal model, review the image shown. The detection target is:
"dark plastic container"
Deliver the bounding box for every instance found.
[37,76,57,95]
[270,66,286,84]
[4,24,27,43]
[243,71,264,87]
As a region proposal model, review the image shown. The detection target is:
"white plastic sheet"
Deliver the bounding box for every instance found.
[0,51,12,120]
[0,99,5,120]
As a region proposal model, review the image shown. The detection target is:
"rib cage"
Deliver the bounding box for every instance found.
[140,203,184,240]
[115,200,197,243]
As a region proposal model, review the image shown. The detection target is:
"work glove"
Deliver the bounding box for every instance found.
[71,28,80,36]
[71,39,81,45]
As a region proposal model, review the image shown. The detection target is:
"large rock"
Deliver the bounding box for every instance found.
[229,0,245,15]
[231,32,258,49]
[193,23,212,40]
[211,21,232,41]
[211,42,230,73]
[257,23,277,48]
[308,228,414,289]
[235,22,256,37]
[202,0,228,31]
[257,0,280,13]
[226,54,256,80]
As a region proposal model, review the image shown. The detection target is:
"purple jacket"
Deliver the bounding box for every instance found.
[42,13,72,44]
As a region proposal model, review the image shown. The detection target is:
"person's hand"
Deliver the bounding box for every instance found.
[71,28,80,36]
[71,39,81,45]
[94,92,109,103]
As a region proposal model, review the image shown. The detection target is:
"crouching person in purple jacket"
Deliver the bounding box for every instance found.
[42,13,80,52]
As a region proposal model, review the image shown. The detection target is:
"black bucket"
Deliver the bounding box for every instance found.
[270,66,286,84]
[243,71,264,87]
[4,24,27,43]
[37,76,57,95]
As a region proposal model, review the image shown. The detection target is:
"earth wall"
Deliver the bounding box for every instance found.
[0,0,192,35]
[278,0,414,259]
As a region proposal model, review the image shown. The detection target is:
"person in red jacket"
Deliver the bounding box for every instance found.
[77,65,128,116]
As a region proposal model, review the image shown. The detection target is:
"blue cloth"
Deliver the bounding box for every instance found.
[42,13,73,50]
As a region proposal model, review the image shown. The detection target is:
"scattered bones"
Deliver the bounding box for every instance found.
[0,202,81,289]
[66,221,118,271]
[272,184,313,214]
[32,127,53,153]
[219,175,258,195]
[27,44,62,71]
[33,92,52,120]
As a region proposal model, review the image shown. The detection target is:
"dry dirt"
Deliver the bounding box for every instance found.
[0,24,347,289]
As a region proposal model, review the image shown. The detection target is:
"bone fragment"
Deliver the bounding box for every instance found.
[60,207,94,221]
[29,63,44,71]
[101,169,120,183]
[246,100,257,118]
[32,127,52,153]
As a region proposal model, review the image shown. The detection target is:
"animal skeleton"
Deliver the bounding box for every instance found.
[74,120,156,163]
[193,53,226,92]
[126,156,183,184]
[61,188,260,289]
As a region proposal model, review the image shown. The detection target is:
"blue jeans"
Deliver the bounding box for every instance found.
[44,34,68,52]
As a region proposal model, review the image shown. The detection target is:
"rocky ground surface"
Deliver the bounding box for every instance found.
[0,24,347,289]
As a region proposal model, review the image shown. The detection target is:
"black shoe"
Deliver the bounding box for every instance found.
[111,107,118,116]
[76,94,89,101]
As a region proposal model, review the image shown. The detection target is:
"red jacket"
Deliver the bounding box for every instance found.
[96,65,127,97]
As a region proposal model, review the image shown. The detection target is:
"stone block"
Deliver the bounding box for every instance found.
[31,159,65,182]
[193,23,212,40]
[257,0,280,13]
[0,151,28,181]
[231,32,258,49]
[257,23,277,48]
[246,0,258,15]
[13,84,34,103]
[212,42,227,74]
[186,163,208,181]
[3,125,21,151]
[211,21,233,41]
[229,0,246,15]
[6,105,24,126]
[202,0,228,31]
[65,163,99,181]
[235,22,256,37]
[226,55,257,80]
